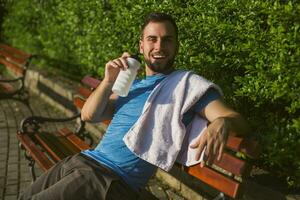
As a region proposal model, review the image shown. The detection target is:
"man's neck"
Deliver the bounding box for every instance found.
[145,66,175,76]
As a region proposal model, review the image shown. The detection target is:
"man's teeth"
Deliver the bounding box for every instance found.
[153,55,166,58]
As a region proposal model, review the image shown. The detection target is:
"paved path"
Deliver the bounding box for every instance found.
[0,94,186,200]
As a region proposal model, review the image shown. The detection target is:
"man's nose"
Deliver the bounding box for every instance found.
[154,39,163,51]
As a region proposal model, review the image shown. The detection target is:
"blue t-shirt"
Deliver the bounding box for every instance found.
[82,73,220,191]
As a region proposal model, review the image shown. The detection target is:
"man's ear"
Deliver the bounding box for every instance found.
[139,39,144,54]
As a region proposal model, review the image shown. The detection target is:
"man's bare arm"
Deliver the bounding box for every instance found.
[81,81,116,123]
[81,52,131,122]
[190,99,250,166]
[201,99,250,136]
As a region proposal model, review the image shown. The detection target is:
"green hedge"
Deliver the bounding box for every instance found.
[0,0,8,41]
[2,0,300,188]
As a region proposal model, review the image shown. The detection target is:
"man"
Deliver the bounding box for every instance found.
[20,12,249,200]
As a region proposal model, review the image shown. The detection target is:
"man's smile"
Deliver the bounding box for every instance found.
[152,52,167,59]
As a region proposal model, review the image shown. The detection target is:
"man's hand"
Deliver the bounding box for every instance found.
[103,52,131,83]
[81,53,131,122]
[190,117,230,167]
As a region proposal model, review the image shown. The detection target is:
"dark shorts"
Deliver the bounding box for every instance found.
[19,153,139,200]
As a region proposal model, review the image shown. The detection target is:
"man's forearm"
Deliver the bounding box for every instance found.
[81,80,114,122]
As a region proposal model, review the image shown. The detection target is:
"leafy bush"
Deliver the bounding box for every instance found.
[2,0,300,187]
[0,0,9,41]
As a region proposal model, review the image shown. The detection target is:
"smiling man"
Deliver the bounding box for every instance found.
[20,12,249,200]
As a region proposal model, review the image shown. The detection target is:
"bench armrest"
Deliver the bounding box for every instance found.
[19,114,81,134]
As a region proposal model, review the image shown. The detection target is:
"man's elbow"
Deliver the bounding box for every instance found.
[81,111,93,122]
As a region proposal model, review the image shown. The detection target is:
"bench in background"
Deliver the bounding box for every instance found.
[0,44,33,109]
[17,75,259,199]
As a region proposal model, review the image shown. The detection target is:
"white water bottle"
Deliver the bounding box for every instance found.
[112,55,141,97]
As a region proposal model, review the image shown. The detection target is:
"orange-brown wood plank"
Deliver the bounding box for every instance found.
[77,86,92,99]
[226,136,259,158]
[73,97,85,110]
[58,128,90,151]
[0,49,27,65]
[34,133,64,162]
[213,152,246,176]
[34,130,83,162]
[81,76,100,89]
[16,133,54,171]
[0,57,24,75]
[50,130,82,155]
[0,44,31,58]
[186,165,240,198]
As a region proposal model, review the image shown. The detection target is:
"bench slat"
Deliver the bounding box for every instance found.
[73,97,85,110]
[186,165,240,198]
[81,75,100,89]
[226,136,259,158]
[0,44,31,58]
[213,152,246,176]
[77,86,92,99]
[16,133,54,171]
[34,133,65,162]
[58,127,90,151]
[34,132,81,162]
[0,49,28,65]
[0,57,25,75]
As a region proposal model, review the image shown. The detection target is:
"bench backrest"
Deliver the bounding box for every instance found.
[0,44,32,76]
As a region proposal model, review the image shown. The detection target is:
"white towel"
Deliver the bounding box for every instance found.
[123,70,222,171]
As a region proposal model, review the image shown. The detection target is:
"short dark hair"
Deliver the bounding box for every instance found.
[141,12,178,39]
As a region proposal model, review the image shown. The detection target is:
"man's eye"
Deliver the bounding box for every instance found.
[147,37,156,42]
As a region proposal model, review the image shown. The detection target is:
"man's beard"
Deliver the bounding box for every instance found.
[145,56,175,74]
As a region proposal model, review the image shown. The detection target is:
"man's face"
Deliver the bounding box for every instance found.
[139,21,179,74]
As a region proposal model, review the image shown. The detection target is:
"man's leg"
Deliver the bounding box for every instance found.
[19,155,73,199]
[19,153,139,200]
[19,154,105,200]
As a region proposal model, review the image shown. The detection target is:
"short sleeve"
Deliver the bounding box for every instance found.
[192,88,222,113]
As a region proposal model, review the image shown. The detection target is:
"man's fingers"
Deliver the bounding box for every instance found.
[119,57,129,70]
[206,141,215,165]
[217,143,225,161]
[189,139,200,148]
[213,141,219,156]
[112,59,125,70]
[107,61,119,69]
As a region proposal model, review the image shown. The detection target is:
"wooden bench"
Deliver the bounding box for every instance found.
[17,75,259,199]
[0,44,33,106]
